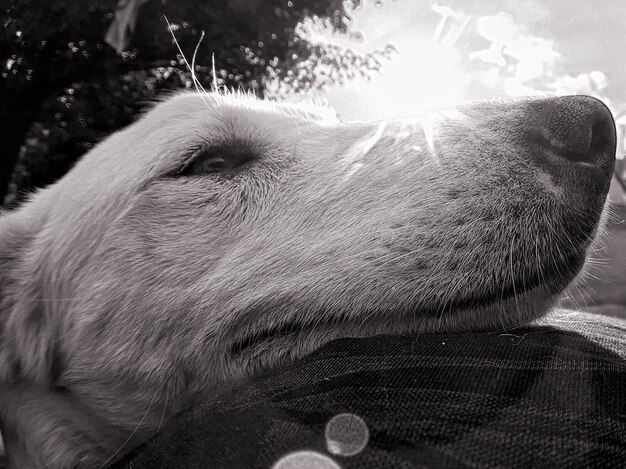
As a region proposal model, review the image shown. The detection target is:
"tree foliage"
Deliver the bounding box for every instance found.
[1,0,394,208]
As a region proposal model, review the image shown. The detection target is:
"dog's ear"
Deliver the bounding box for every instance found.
[1,211,22,368]
[0,208,38,302]
[0,209,40,383]
[0,209,29,465]
[0,210,29,293]
[0,210,130,468]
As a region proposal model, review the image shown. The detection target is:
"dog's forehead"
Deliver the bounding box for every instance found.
[57,92,337,192]
[122,92,341,173]
[153,92,339,126]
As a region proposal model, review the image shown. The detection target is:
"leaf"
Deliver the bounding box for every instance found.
[104,0,151,55]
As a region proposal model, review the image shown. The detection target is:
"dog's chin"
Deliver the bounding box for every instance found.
[225,321,343,381]
[227,266,578,359]
[222,213,595,377]
[226,293,557,372]
[226,315,417,375]
[223,240,591,382]
[230,321,316,356]
[228,319,371,365]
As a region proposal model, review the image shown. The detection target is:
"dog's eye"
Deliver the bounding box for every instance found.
[177,147,257,176]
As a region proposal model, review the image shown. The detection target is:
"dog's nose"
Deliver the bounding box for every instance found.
[530,95,616,191]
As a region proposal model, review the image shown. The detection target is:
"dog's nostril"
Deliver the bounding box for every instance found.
[531,95,616,188]
[555,120,612,164]
[590,121,612,153]
[542,96,614,155]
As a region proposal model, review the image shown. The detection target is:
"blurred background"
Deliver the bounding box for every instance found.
[1,0,625,316]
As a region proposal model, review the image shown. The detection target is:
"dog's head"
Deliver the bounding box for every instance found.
[0,92,616,467]
[0,93,616,388]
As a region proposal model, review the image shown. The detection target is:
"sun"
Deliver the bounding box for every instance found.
[367,43,467,119]
[364,5,471,119]
[309,4,472,121]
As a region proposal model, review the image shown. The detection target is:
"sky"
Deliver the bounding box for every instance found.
[297,0,626,124]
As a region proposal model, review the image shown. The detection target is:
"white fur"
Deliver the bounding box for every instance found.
[0,91,611,468]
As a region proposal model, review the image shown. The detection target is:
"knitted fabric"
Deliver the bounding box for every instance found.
[112,311,626,469]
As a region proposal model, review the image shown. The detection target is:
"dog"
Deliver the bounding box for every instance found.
[0,92,616,467]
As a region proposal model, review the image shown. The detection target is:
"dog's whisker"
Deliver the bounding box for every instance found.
[156,392,169,435]
[96,392,157,469]
[211,53,218,93]
[164,15,211,108]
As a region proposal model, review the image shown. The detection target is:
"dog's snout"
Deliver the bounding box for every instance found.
[530,95,616,191]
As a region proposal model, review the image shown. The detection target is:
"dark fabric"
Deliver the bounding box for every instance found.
[111,311,626,469]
